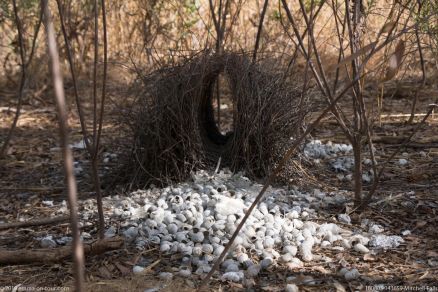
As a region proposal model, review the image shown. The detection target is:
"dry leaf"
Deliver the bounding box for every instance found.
[363,253,376,261]
[384,40,405,81]
[98,265,112,279]
[415,220,427,228]
[114,262,131,276]
[381,21,396,33]
[333,280,346,292]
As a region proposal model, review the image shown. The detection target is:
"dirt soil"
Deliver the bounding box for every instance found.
[0,78,437,291]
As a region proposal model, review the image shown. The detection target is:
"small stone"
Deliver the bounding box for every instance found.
[40,236,57,248]
[283,245,298,256]
[221,271,244,282]
[178,267,192,277]
[285,284,299,292]
[246,264,261,277]
[158,272,173,281]
[260,258,273,269]
[280,253,294,263]
[133,266,144,274]
[398,158,408,166]
[338,267,349,276]
[123,227,138,243]
[321,240,331,248]
[369,224,384,234]
[401,230,411,236]
[225,263,240,273]
[344,268,360,281]
[354,243,370,254]
[42,200,54,207]
[286,257,303,269]
[338,214,351,224]
[104,226,116,238]
[369,235,404,249]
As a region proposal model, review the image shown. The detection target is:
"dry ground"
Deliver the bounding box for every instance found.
[0,74,437,291]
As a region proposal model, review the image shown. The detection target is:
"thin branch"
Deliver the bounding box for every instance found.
[209,0,220,46]
[55,0,92,153]
[362,102,438,207]
[0,216,69,230]
[408,24,426,123]
[41,1,84,291]
[281,0,353,139]
[253,0,269,62]
[92,0,99,150]
[0,0,27,158]
[92,0,108,240]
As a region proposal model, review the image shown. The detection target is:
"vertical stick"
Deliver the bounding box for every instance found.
[41,1,85,291]
[0,0,26,158]
[92,0,108,239]
[253,0,269,62]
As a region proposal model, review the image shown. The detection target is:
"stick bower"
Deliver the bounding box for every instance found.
[119,52,306,187]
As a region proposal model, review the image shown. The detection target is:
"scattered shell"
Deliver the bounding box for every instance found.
[354,243,370,254]
[221,271,244,282]
[246,264,261,277]
[285,284,299,292]
[401,230,411,236]
[158,272,173,281]
[260,258,274,269]
[178,267,192,277]
[344,268,360,281]
[369,235,404,249]
[40,236,57,248]
[133,266,145,274]
[337,214,351,224]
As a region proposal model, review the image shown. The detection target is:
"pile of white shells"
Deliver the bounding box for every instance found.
[41,140,407,285]
[304,140,378,183]
[94,167,404,283]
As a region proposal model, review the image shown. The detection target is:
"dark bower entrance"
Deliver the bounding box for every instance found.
[199,71,234,164]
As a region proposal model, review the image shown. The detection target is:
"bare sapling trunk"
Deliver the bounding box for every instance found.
[41,0,85,290]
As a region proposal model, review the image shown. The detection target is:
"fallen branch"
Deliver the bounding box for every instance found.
[0,237,124,265]
[0,216,70,230]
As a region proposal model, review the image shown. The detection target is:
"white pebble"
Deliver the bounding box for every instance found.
[133,266,144,274]
[369,224,384,234]
[321,240,331,248]
[285,284,299,292]
[260,258,273,269]
[40,236,57,248]
[178,267,192,277]
[225,263,240,273]
[237,253,249,263]
[221,271,244,282]
[167,223,178,234]
[337,214,351,224]
[263,236,275,249]
[280,253,294,263]
[283,245,298,256]
[246,264,261,277]
[158,272,173,280]
[354,243,370,253]
[401,230,411,236]
[344,268,360,281]
[300,239,314,262]
[202,243,214,254]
